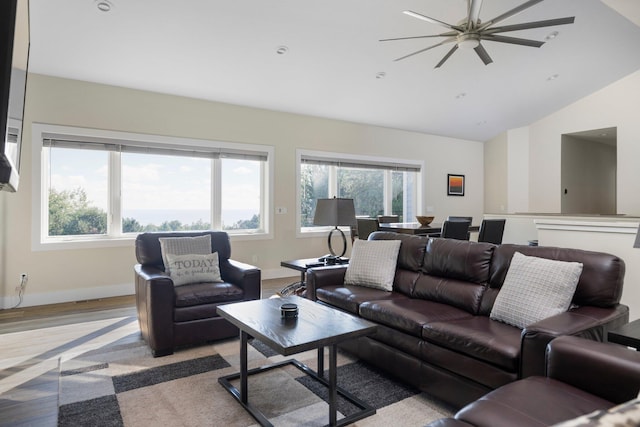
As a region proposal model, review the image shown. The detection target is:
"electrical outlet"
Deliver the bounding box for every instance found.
[19,274,27,289]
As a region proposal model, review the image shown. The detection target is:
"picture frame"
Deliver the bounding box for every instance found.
[447,174,465,196]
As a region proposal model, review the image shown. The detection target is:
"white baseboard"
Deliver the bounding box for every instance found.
[0,283,133,309]
[0,269,300,309]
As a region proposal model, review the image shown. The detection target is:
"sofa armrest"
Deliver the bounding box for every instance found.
[221,259,261,301]
[520,304,629,378]
[306,265,348,301]
[547,335,640,403]
[134,264,176,356]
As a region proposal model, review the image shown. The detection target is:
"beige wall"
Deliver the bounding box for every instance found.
[0,73,484,307]
[486,70,640,216]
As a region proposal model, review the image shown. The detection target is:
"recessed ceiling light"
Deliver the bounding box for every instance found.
[547,74,559,81]
[545,31,559,41]
[96,1,112,12]
[276,46,289,55]
[376,72,386,79]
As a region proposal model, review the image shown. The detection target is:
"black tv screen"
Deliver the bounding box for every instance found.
[0,0,30,192]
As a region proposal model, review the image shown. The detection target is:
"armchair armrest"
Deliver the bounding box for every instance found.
[520,304,629,378]
[547,335,640,403]
[221,259,261,301]
[134,264,176,356]
[306,266,348,301]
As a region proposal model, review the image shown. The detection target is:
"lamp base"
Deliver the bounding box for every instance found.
[326,227,347,258]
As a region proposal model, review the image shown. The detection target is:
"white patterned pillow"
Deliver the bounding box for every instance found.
[551,398,640,426]
[159,234,211,274]
[165,252,223,286]
[490,252,583,329]
[344,239,401,291]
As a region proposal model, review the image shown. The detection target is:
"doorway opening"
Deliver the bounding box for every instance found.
[561,127,617,215]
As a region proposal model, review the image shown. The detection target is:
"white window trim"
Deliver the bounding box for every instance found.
[31,123,274,251]
[296,149,423,238]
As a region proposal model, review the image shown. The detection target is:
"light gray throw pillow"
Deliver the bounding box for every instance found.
[490,252,583,329]
[344,239,401,291]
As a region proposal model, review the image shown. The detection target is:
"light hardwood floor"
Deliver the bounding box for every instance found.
[0,277,295,427]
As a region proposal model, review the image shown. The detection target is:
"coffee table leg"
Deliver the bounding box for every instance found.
[317,346,324,377]
[240,330,248,404]
[329,344,337,426]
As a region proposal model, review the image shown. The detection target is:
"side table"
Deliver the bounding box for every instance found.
[279,258,348,297]
[280,257,349,284]
[608,318,640,350]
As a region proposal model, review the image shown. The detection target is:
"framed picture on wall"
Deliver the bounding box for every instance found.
[447,174,465,196]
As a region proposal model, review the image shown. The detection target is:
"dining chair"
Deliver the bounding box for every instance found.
[447,216,472,239]
[477,219,506,244]
[440,220,471,240]
[357,218,380,240]
[377,215,399,224]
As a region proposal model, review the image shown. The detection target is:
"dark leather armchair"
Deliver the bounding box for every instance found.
[134,231,261,357]
[427,336,640,427]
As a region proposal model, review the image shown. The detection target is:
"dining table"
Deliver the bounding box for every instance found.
[377,222,479,236]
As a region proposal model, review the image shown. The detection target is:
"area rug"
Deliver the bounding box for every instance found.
[58,333,453,426]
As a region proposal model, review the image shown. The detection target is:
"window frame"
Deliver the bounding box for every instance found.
[31,123,274,251]
[296,149,423,237]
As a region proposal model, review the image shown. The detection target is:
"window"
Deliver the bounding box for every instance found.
[33,124,273,249]
[298,150,422,232]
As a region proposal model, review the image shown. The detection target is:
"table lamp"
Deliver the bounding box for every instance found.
[634,224,640,248]
[313,197,356,262]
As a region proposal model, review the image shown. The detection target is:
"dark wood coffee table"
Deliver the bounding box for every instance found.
[217,296,377,427]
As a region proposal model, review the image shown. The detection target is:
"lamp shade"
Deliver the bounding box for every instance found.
[634,224,640,248]
[313,198,356,227]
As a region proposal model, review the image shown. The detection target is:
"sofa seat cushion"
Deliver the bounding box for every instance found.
[455,376,613,427]
[316,285,404,315]
[359,297,472,338]
[422,316,522,371]
[174,282,244,308]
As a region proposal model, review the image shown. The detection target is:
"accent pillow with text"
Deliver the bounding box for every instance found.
[165,251,223,286]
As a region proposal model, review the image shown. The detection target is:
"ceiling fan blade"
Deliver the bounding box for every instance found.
[435,45,459,68]
[394,37,457,62]
[474,43,493,65]
[481,34,545,47]
[486,17,575,34]
[478,0,544,31]
[467,0,484,30]
[403,10,462,32]
[380,32,458,42]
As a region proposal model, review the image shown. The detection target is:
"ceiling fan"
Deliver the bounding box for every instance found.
[380,0,575,68]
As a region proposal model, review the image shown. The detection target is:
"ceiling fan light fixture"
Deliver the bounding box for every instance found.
[458,34,480,49]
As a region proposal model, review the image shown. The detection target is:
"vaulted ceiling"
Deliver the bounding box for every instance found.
[28,0,640,141]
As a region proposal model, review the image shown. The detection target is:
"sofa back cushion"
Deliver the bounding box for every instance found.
[136,231,231,270]
[369,231,428,272]
[413,239,495,314]
[422,238,495,284]
[488,244,625,308]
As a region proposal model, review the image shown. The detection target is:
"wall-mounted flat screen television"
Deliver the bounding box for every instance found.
[0,0,30,192]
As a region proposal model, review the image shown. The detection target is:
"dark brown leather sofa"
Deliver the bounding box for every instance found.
[134,231,261,357]
[427,336,640,427]
[306,231,628,408]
